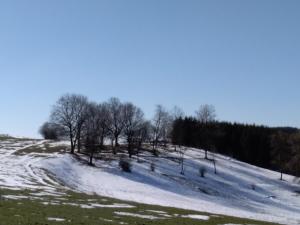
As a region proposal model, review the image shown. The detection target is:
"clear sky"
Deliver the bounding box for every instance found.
[0,0,300,138]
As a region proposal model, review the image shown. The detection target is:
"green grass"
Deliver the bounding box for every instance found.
[14,143,68,156]
[0,135,16,141]
[0,135,37,142]
[0,188,279,225]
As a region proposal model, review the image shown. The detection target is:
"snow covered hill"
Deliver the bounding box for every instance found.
[0,138,299,225]
[39,145,300,225]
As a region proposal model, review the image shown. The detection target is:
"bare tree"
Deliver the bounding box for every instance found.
[83,102,104,165]
[50,94,88,154]
[107,97,125,154]
[97,103,111,147]
[123,102,145,157]
[151,105,171,155]
[169,106,185,151]
[178,146,186,175]
[195,104,216,123]
[171,106,185,120]
[76,103,89,153]
[195,104,216,159]
[135,120,151,155]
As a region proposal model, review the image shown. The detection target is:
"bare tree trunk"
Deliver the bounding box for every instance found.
[77,136,81,153]
[213,160,217,174]
[77,125,83,153]
[129,149,132,158]
[152,139,158,156]
[127,137,132,158]
[115,135,119,147]
[113,136,118,155]
[137,141,142,156]
[110,138,114,153]
[70,129,75,154]
[180,156,184,175]
[89,152,94,165]
[100,133,104,147]
[70,140,75,154]
[152,142,157,156]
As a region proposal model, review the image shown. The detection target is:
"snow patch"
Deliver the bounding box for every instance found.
[114,212,162,220]
[181,214,210,220]
[47,217,65,222]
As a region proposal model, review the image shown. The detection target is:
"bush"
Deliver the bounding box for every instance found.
[150,162,155,172]
[39,122,63,140]
[119,158,132,173]
[199,167,207,178]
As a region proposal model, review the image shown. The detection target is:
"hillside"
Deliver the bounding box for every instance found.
[0,137,299,225]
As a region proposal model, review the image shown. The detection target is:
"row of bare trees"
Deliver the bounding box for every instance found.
[42,94,199,164]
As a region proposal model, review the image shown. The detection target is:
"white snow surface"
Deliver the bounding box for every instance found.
[40,148,300,225]
[47,217,65,222]
[0,139,300,225]
[181,214,210,220]
[0,139,61,191]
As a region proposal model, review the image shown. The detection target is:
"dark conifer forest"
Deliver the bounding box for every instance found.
[172,118,300,177]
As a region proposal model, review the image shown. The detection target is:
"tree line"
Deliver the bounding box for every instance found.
[41,94,300,178]
[41,94,180,164]
[172,118,300,178]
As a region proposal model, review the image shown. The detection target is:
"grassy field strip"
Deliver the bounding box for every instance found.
[0,187,280,225]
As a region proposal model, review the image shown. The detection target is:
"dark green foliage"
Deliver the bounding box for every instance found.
[39,122,62,140]
[172,117,300,176]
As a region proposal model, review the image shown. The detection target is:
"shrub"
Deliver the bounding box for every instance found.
[119,158,132,173]
[150,162,155,172]
[199,167,207,178]
[39,122,63,140]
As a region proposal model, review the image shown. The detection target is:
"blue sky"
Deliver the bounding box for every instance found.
[0,0,300,137]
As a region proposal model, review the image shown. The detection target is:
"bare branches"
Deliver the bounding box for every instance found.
[151,105,172,154]
[195,104,216,123]
[50,94,88,154]
[123,103,145,157]
[107,97,125,152]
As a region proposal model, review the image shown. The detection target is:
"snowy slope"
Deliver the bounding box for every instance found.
[39,146,300,225]
[0,138,299,225]
[0,139,66,194]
